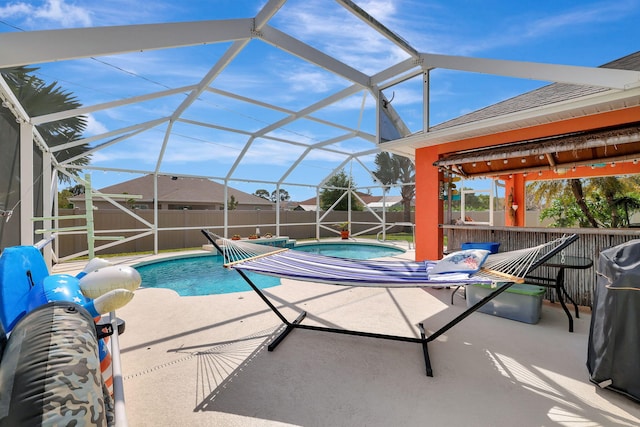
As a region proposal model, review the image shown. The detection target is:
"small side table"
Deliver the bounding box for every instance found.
[525,254,593,332]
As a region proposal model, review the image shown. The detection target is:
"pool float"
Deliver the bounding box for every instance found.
[26,272,136,319]
[0,301,111,426]
[79,264,141,299]
[0,246,141,404]
[76,260,138,394]
[76,256,113,279]
[21,271,133,396]
[26,260,140,396]
[0,245,49,331]
[0,247,140,330]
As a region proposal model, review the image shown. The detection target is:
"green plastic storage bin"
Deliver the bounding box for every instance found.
[466,283,546,324]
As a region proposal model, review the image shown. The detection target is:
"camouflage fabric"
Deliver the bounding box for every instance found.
[0,301,109,426]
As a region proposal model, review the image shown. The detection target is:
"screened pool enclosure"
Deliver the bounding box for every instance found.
[1,0,638,264]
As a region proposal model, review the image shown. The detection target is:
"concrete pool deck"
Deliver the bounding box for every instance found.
[53,241,640,427]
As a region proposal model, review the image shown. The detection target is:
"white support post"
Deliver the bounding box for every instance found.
[84,174,95,259]
[223,180,229,237]
[382,189,387,240]
[153,174,158,254]
[423,71,430,132]
[315,188,321,240]
[275,184,281,237]
[19,121,34,245]
[42,151,53,267]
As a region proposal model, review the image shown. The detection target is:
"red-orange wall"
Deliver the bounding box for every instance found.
[415,146,442,260]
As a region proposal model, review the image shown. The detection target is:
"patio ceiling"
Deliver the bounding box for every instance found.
[433,122,640,178]
[0,0,639,195]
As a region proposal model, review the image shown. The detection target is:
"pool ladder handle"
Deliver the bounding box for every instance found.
[376,222,415,250]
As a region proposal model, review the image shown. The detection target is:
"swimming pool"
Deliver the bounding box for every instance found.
[135,254,280,296]
[292,241,405,259]
[135,241,406,296]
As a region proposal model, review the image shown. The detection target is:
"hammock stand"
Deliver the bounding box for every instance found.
[201,230,578,377]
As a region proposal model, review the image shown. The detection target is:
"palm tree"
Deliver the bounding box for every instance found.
[568,179,598,227]
[1,66,89,184]
[0,66,90,247]
[373,152,415,224]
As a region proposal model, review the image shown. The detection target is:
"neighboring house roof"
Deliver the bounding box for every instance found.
[295,204,318,212]
[295,192,371,208]
[72,174,273,206]
[293,194,406,211]
[367,196,403,209]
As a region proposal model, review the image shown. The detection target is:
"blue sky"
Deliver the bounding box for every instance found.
[1,0,639,201]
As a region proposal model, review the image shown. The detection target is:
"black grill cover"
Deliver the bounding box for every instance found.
[587,239,640,402]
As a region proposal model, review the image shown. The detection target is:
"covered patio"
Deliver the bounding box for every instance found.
[52,248,640,426]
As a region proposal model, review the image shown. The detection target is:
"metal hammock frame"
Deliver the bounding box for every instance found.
[201,230,578,377]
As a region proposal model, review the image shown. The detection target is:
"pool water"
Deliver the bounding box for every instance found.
[135,255,280,296]
[136,242,405,296]
[292,242,405,259]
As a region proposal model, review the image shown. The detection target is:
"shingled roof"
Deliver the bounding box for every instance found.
[428,51,640,177]
[92,174,273,206]
[432,50,640,131]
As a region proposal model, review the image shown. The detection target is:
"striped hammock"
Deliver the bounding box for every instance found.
[202,231,578,288]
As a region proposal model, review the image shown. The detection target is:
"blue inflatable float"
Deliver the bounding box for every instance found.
[0,245,141,426]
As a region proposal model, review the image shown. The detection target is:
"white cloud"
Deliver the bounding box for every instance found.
[325,92,376,111]
[281,66,344,94]
[276,1,409,74]
[83,114,108,136]
[34,0,91,27]
[432,1,640,56]
[0,3,30,17]
[0,0,92,28]
[520,1,638,38]
[241,140,308,165]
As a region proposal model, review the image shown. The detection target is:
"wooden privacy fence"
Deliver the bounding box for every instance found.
[442,224,640,308]
[54,209,411,258]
